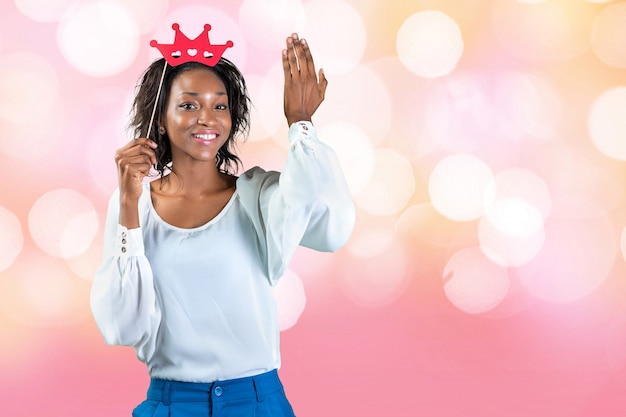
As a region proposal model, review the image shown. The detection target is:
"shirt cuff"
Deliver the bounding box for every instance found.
[115,224,145,257]
[288,121,316,143]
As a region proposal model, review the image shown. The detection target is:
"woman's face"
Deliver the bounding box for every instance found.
[164,67,232,165]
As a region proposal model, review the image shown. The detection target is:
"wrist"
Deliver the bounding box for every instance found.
[286,114,312,126]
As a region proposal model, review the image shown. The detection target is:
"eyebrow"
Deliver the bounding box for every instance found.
[179,91,227,97]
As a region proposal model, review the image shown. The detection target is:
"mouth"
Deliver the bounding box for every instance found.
[192,133,218,143]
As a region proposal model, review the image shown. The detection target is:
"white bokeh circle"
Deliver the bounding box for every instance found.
[28,189,99,259]
[0,207,23,272]
[57,1,139,77]
[14,0,79,22]
[353,148,415,216]
[588,87,626,160]
[239,0,306,50]
[303,0,367,75]
[516,196,616,303]
[479,198,546,267]
[273,269,306,331]
[320,122,375,195]
[487,168,552,220]
[397,10,464,78]
[443,247,510,314]
[429,154,494,221]
[591,2,626,68]
[341,243,410,308]
[0,52,58,125]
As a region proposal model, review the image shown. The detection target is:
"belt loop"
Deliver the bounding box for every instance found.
[163,381,171,406]
[252,375,260,402]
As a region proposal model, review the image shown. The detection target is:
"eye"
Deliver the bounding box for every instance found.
[179,103,197,110]
[215,104,228,111]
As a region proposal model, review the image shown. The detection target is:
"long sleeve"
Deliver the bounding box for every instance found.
[90,187,161,355]
[237,121,356,284]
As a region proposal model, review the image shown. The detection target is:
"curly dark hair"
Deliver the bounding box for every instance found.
[129,57,250,176]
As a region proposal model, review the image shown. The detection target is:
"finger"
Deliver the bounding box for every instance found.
[117,153,156,172]
[299,38,317,78]
[116,143,157,166]
[285,36,300,78]
[281,48,292,84]
[318,68,328,98]
[132,137,158,149]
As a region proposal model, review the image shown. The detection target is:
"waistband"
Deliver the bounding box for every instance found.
[147,370,283,405]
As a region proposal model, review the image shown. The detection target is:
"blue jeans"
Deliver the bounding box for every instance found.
[132,370,296,416]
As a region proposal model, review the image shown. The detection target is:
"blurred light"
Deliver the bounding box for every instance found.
[0,314,36,369]
[65,232,103,281]
[396,10,464,78]
[317,65,392,146]
[0,105,64,161]
[346,224,394,258]
[495,72,563,141]
[484,198,544,238]
[0,52,58,125]
[28,189,99,259]
[303,0,366,75]
[0,254,91,326]
[353,149,414,216]
[112,0,169,34]
[0,207,23,272]
[606,308,626,388]
[273,269,306,331]
[479,198,546,267]
[429,153,494,221]
[488,168,552,219]
[591,2,626,68]
[517,196,616,303]
[443,247,510,314]
[402,75,487,155]
[396,203,476,249]
[341,243,409,308]
[320,122,375,194]
[246,74,283,142]
[57,1,139,77]
[588,87,626,160]
[87,88,133,196]
[516,0,546,3]
[14,0,78,22]
[491,0,590,62]
[239,0,306,50]
[621,226,626,264]
[544,145,624,212]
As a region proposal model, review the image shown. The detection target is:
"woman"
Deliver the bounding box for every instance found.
[90,32,355,416]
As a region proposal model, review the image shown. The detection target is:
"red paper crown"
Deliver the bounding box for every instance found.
[150,23,234,67]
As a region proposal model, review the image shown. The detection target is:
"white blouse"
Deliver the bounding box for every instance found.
[90,121,355,383]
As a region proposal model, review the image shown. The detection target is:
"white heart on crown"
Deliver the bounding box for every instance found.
[187,49,198,56]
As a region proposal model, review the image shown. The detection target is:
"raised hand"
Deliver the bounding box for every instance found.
[282,33,328,126]
[114,137,157,227]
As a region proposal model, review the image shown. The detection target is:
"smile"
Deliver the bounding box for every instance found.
[193,133,217,141]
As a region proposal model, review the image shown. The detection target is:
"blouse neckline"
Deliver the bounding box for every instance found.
[145,183,239,232]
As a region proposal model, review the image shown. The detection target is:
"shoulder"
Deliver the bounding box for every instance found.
[237,166,279,188]
[236,166,281,204]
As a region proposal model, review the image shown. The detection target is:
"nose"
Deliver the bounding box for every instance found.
[197,108,215,126]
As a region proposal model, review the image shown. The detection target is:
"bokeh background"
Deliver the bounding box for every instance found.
[1,0,626,415]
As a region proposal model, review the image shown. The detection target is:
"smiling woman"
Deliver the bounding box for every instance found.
[89,29,355,417]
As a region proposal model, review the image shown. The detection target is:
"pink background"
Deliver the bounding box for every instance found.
[1,0,626,416]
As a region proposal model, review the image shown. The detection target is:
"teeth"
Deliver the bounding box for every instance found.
[194,134,216,140]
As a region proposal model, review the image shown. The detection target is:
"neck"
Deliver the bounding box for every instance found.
[160,158,232,197]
